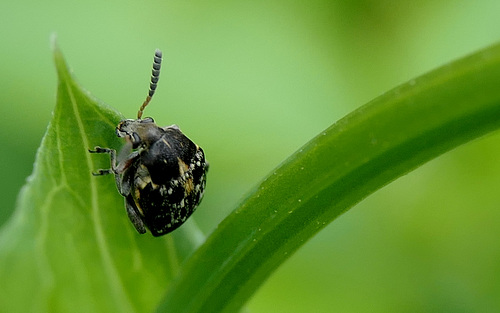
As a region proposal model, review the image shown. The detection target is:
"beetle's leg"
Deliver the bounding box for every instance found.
[113,151,141,196]
[118,166,134,197]
[89,147,140,175]
[125,196,146,234]
[92,169,114,175]
[89,147,117,176]
[89,146,115,155]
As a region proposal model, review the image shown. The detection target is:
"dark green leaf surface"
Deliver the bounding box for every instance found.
[157,44,500,313]
[0,42,203,313]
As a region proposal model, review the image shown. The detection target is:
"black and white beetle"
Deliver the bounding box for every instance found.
[89,50,208,237]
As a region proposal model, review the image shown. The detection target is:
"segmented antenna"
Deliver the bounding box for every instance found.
[137,49,162,119]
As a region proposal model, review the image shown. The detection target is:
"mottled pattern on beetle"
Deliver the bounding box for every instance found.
[132,147,207,236]
[89,50,209,236]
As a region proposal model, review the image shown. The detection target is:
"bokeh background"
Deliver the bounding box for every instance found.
[2,1,500,312]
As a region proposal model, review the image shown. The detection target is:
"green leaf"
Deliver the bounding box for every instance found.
[156,43,500,313]
[0,41,203,312]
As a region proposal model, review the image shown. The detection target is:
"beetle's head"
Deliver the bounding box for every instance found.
[116,118,163,149]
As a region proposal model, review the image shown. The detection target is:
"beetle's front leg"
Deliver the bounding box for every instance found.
[88,146,117,176]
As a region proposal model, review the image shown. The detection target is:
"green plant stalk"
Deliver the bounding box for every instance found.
[156,43,500,313]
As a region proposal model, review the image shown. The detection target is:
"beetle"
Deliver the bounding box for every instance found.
[89,49,208,237]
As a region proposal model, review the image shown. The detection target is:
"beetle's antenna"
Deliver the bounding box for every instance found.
[138,49,162,119]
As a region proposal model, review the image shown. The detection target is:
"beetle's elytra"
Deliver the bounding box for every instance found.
[89,50,208,237]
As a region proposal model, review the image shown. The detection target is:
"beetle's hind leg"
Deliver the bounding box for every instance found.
[125,196,147,234]
[89,146,118,176]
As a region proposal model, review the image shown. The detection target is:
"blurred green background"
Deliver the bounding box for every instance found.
[1,0,500,312]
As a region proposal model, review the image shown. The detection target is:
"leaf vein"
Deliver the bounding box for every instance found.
[63,77,136,313]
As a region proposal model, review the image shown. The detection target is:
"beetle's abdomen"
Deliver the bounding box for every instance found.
[133,146,208,236]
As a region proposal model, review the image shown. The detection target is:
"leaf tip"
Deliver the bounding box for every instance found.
[50,36,72,81]
[50,33,58,50]
[50,33,63,63]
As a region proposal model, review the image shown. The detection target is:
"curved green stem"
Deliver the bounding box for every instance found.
[157,43,500,313]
